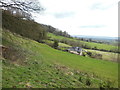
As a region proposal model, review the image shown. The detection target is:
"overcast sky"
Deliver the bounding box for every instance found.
[33,0,119,37]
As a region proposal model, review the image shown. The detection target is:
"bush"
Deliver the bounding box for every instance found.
[86,51,92,57]
[53,40,59,49]
[86,51,102,59]
[99,81,113,89]
[91,53,102,59]
[86,78,91,86]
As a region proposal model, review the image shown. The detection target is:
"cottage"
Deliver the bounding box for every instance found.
[67,47,84,55]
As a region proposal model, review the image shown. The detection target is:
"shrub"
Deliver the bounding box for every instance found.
[53,40,59,49]
[86,51,102,59]
[99,81,113,89]
[86,51,92,57]
[86,78,91,86]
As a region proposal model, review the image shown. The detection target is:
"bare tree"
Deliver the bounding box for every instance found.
[0,0,44,19]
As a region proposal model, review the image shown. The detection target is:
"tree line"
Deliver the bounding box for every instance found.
[42,24,72,38]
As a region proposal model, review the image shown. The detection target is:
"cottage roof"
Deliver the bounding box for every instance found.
[68,47,82,52]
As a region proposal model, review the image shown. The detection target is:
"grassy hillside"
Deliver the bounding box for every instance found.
[2,29,118,88]
[48,33,118,51]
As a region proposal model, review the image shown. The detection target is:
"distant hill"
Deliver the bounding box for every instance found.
[72,35,118,46]
[72,35,118,40]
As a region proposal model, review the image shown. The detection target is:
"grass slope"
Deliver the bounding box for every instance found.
[2,30,118,88]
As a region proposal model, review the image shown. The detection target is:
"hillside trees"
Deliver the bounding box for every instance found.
[2,10,47,41]
[38,30,47,43]
[0,0,44,19]
[1,0,47,42]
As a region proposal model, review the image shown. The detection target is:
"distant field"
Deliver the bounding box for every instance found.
[2,30,118,88]
[81,41,118,51]
[85,49,118,62]
[48,33,118,51]
[59,42,71,47]
[44,40,71,47]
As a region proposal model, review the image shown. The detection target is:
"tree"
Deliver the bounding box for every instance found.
[89,38,92,42]
[38,30,47,43]
[53,40,59,49]
[0,0,44,19]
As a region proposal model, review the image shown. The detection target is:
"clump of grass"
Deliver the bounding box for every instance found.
[78,74,92,86]
[2,45,29,65]
[99,80,114,89]
[78,76,82,83]
[85,77,91,86]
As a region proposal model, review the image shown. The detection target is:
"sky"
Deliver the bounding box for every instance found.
[32,0,119,37]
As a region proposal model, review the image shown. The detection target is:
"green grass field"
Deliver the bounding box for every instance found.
[2,30,118,88]
[59,42,71,47]
[48,33,118,51]
[85,49,118,62]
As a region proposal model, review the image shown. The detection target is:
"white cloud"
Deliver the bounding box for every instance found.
[33,0,119,37]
